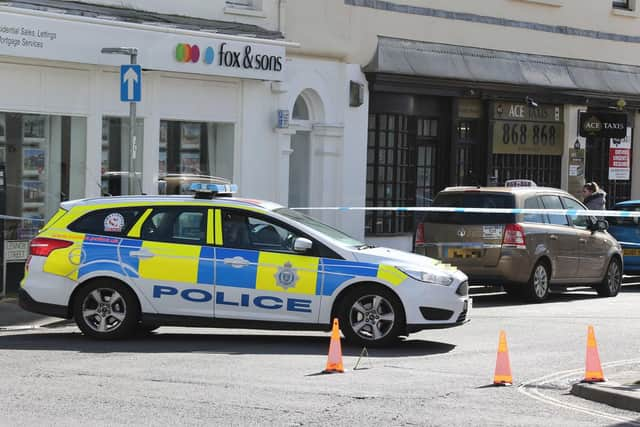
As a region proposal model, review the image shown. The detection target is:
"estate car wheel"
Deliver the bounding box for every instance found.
[338,286,405,347]
[73,279,139,340]
[595,258,622,298]
[523,261,550,303]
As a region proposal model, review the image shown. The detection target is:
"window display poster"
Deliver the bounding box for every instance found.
[22,115,46,142]
[23,180,44,204]
[181,123,201,150]
[159,150,167,175]
[23,148,46,175]
[160,121,168,149]
[102,119,110,144]
[180,152,201,174]
[0,114,5,143]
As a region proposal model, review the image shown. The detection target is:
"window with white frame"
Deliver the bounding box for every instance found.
[613,0,631,9]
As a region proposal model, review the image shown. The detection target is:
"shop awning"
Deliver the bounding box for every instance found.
[2,0,284,39]
[365,37,640,98]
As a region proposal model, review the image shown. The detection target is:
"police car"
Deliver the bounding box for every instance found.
[19,184,470,346]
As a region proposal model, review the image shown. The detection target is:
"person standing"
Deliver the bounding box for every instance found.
[583,182,607,210]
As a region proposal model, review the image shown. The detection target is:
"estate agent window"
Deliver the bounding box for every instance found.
[159,120,234,182]
[0,112,86,240]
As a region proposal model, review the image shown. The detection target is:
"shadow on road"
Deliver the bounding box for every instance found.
[0,331,456,358]
[471,289,600,308]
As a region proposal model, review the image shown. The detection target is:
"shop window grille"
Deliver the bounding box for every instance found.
[491,153,562,189]
[366,114,439,235]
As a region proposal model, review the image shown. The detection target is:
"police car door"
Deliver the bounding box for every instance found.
[214,209,321,323]
[131,206,214,318]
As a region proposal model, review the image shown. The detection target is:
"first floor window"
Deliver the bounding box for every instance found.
[613,0,631,9]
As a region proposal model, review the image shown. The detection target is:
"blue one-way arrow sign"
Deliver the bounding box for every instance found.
[120,64,141,102]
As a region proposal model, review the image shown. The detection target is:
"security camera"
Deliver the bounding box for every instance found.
[525,96,539,108]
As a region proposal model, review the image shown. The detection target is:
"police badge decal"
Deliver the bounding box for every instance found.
[274,262,299,290]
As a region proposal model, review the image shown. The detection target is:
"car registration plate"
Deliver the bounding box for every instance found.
[447,248,482,259]
[624,248,640,256]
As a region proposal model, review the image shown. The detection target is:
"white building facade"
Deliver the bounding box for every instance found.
[0,0,367,293]
[284,0,640,251]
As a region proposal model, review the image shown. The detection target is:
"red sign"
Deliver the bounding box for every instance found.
[609,148,630,168]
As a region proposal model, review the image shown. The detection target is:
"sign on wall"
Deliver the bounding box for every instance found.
[491,102,564,156]
[0,10,286,81]
[609,127,632,181]
[579,111,627,139]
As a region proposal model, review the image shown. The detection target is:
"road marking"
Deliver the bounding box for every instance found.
[518,358,640,424]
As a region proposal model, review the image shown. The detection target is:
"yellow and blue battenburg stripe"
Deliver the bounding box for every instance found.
[41,233,411,294]
[79,235,143,278]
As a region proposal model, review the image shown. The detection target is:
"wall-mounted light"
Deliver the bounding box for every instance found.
[349,81,364,107]
[616,98,627,111]
[525,96,539,108]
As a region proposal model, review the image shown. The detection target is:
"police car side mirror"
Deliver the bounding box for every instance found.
[293,237,313,253]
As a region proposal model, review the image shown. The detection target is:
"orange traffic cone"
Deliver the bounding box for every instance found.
[583,325,605,383]
[323,318,344,373]
[493,330,513,386]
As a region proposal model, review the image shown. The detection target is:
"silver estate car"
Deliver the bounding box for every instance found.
[416,187,623,302]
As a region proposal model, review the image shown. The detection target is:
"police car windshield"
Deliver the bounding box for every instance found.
[274,208,366,248]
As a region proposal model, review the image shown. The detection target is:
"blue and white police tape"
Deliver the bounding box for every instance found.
[0,214,45,222]
[292,206,640,218]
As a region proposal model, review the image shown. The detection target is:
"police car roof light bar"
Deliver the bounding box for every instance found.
[190,183,238,199]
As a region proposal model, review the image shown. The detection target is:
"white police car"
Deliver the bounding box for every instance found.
[19,184,469,346]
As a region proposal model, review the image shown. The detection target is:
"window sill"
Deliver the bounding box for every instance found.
[612,8,639,17]
[224,7,267,18]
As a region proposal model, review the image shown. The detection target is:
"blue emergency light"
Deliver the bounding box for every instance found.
[190,183,238,199]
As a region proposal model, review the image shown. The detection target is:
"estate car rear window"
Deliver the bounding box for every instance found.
[425,192,516,225]
[68,208,143,237]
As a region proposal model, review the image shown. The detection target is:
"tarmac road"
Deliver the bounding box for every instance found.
[1,286,640,426]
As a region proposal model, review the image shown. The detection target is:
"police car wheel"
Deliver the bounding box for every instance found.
[73,280,139,340]
[339,286,404,347]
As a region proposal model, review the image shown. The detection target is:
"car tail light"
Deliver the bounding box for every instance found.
[502,223,526,249]
[29,238,73,257]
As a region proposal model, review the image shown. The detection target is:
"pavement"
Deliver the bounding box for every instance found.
[0,296,60,330]
[572,371,640,412]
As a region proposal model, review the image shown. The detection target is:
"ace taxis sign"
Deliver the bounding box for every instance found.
[579,112,627,139]
[491,102,564,156]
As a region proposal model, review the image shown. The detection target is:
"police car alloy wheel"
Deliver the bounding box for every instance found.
[339,287,405,347]
[73,280,139,340]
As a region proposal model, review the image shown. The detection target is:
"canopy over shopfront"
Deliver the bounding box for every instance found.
[365,36,640,105]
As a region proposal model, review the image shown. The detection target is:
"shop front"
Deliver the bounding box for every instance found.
[0,4,290,295]
[363,37,640,250]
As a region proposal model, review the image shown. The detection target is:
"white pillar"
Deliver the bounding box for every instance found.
[275,127,295,206]
[563,105,587,199]
[84,69,103,198]
[311,124,344,227]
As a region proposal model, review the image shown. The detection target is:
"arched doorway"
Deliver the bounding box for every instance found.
[288,92,315,207]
